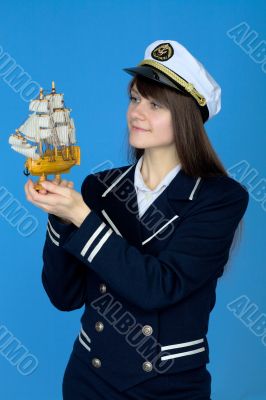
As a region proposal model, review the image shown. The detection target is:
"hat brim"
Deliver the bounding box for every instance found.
[123,65,209,123]
[123,66,187,95]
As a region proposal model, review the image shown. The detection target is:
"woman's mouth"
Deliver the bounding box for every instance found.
[132,125,149,132]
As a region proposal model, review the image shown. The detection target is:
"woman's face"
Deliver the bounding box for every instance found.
[127,83,174,149]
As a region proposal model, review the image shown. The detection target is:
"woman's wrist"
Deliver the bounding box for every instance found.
[50,215,72,225]
[71,204,91,228]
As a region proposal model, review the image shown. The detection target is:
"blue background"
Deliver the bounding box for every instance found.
[0,0,265,399]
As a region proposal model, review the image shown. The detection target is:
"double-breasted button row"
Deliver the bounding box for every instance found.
[99,283,107,293]
[92,358,101,368]
[95,321,104,332]
[142,325,153,336]
[142,361,153,372]
[142,326,153,373]
[91,286,106,370]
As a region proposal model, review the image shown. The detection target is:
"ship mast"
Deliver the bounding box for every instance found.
[51,80,56,94]
[52,81,58,157]
[39,88,44,157]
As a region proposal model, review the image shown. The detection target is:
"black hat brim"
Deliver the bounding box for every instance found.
[123,66,187,95]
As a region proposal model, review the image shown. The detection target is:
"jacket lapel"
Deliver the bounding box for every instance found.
[100,164,142,247]
[100,161,202,249]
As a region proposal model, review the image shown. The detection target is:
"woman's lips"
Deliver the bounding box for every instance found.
[132,125,149,132]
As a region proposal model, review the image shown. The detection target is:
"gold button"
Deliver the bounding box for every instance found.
[92,358,101,368]
[99,283,107,293]
[142,361,153,372]
[95,321,104,332]
[142,325,153,336]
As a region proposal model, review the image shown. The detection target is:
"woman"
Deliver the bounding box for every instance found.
[25,40,249,399]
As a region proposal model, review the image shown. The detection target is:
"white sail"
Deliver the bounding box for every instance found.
[52,109,70,124]
[8,134,31,147]
[18,114,53,141]
[19,114,40,141]
[40,128,53,139]
[11,145,40,160]
[69,118,76,144]
[38,114,52,128]
[29,99,49,113]
[56,125,69,145]
[46,93,64,109]
[46,135,57,146]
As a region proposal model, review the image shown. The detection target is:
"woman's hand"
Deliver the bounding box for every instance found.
[24,178,91,227]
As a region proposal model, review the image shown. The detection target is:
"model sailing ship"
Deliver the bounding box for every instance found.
[8,81,80,190]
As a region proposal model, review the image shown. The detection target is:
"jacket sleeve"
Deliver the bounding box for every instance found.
[41,178,93,311]
[62,180,249,312]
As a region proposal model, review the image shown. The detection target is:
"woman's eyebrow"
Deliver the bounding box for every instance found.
[130,88,139,95]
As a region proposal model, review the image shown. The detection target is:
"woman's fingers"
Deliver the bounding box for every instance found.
[25,178,53,196]
[51,179,74,188]
[25,178,74,204]
[60,180,74,188]
[40,181,72,199]
[25,179,37,200]
[60,180,68,187]
[67,181,74,188]
[24,180,31,201]
[27,179,45,202]
[24,177,81,222]
[38,185,48,194]
[25,179,44,204]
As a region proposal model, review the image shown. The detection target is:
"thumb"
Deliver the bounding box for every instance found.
[41,180,64,194]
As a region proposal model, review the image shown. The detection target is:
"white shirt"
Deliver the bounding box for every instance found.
[134,155,182,218]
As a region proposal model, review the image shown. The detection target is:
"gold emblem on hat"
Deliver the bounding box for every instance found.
[151,43,174,61]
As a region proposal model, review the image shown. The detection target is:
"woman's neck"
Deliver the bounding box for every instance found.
[140,147,180,190]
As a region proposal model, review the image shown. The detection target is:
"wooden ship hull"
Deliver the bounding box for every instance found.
[25,145,80,176]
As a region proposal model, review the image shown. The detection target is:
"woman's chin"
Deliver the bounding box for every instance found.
[129,141,148,149]
[129,137,149,149]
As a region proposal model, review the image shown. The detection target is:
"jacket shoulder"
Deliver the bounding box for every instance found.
[200,174,249,200]
[81,164,132,205]
[192,175,249,221]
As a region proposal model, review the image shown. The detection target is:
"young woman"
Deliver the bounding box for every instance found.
[25,40,249,399]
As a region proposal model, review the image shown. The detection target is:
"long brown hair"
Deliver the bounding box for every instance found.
[125,75,244,266]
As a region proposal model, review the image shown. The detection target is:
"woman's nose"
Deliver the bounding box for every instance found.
[130,101,147,118]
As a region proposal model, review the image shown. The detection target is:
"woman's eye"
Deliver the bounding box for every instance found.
[129,95,139,103]
[151,101,160,109]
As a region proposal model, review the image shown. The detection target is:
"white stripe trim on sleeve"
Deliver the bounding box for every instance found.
[81,327,91,343]
[161,338,204,351]
[161,347,205,361]
[47,219,60,238]
[88,228,113,262]
[47,225,59,246]
[79,334,91,352]
[80,222,107,257]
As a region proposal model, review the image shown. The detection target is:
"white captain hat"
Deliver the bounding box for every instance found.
[123,40,221,123]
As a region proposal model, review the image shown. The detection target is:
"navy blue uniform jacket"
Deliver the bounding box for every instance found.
[42,162,249,392]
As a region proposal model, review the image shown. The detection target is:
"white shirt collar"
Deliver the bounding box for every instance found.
[134,155,182,193]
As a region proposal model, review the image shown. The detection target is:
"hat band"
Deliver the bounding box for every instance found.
[138,59,207,107]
